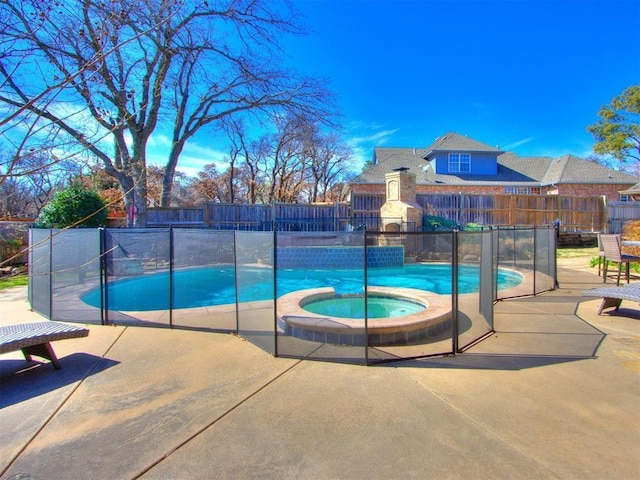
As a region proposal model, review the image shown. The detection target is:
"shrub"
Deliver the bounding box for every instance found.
[422,215,460,232]
[622,220,640,257]
[35,183,108,228]
[0,224,27,266]
[463,222,484,231]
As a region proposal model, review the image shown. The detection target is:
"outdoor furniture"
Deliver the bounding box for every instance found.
[600,234,640,286]
[0,322,89,370]
[596,234,605,276]
[582,283,640,315]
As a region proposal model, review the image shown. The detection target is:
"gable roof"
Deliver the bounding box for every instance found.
[350,133,639,187]
[543,155,637,184]
[363,148,431,183]
[423,132,504,157]
[619,182,640,196]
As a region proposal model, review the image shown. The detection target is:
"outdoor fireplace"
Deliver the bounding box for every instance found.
[379,167,423,232]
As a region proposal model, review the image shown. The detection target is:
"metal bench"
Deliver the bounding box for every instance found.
[0,322,89,369]
[582,283,640,315]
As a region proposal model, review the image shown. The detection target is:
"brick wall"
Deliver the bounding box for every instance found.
[557,184,630,199]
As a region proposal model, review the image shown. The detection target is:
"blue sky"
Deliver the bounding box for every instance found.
[279,0,640,168]
[160,0,640,176]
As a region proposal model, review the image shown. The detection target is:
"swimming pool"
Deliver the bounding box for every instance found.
[81,263,523,311]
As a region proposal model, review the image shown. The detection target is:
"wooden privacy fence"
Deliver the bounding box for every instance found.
[148,202,352,230]
[147,207,204,226]
[352,193,607,232]
[607,201,640,233]
[144,194,636,233]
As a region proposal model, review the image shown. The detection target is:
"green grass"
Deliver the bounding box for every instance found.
[556,246,598,258]
[0,274,29,290]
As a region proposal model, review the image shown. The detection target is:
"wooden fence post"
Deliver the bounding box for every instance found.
[509,195,514,226]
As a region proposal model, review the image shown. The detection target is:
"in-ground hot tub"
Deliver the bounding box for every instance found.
[277,287,452,346]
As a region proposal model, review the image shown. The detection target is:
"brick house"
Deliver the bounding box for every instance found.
[619,182,640,201]
[348,132,638,200]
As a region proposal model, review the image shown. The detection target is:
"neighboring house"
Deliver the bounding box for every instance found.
[619,182,640,201]
[348,132,638,200]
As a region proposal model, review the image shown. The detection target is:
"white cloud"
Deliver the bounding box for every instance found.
[147,133,173,148]
[344,123,400,169]
[147,138,228,177]
[502,136,536,151]
[348,128,399,147]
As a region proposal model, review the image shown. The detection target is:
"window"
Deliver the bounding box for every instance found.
[448,153,470,173]
[504,186,541,195]
[620,194,630,202]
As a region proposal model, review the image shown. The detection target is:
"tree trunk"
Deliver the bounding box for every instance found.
[133,167,148,227]
[121,176,135,228]
[161,146,184,207]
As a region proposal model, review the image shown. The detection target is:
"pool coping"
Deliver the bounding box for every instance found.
[277,286,452,336]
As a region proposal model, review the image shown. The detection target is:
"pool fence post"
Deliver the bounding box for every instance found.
[169,226,174,328]
[532,225,537,296]
[103,228,111,325]
[512,227,517,267]
[364,228,369,366]
[452,229,459,354]
[272,227,279,357]
[554,225,559,288]
[99,227,106,325]
[493,227,499,302]
[48,228,53,321]
[233,230,240,334]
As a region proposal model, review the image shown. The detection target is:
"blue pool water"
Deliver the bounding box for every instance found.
[303,294,426,319]
[81,264,523,311]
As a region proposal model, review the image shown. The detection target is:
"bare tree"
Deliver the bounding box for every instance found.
[0,150,82,217]
[0,0,334,226]
[194,115,354,205]
[192,163,224,203]
[256,115,312,203]
[303,129,354,202]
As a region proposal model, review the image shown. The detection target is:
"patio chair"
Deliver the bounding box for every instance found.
[583,282,640,314]
[596,234,605,276]
[600,234,640,286]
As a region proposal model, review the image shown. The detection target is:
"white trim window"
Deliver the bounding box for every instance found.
[448,153,471,173]
[505,186,541,194]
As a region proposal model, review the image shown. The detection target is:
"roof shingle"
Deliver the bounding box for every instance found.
[349,133,639,187]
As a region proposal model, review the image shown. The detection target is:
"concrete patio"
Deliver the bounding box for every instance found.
[1,256,638,479]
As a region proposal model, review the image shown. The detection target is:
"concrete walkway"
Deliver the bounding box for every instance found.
[1,257,639,480]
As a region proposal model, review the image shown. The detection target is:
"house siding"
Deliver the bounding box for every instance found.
[431,153,498,175]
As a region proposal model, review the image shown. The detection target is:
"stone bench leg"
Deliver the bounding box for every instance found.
[22,342,61,369]
[598,297,623,315]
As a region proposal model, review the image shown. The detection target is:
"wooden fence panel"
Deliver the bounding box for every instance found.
[417,194,461,225]
[145,194,619,232]
[607,201,640,233]
[273,203,351,231]
[351,194,384,213]
[351,193,606,232]
[204,203,271,229]
[147,207,204,226]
